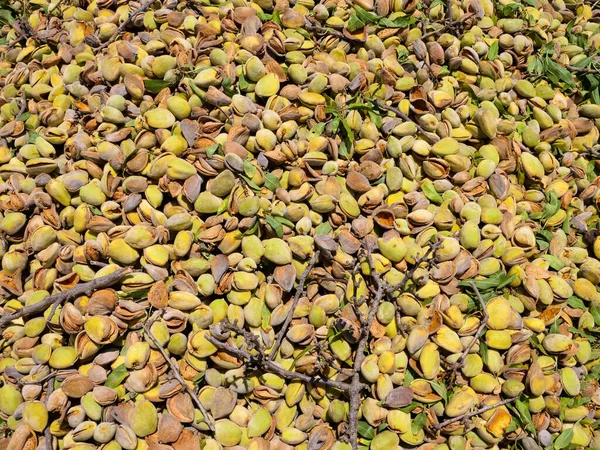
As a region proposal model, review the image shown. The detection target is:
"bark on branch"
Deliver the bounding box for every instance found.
[435,397,516,430]
[0,267,133,330]
[143,319,215,432]
[269,251,320,361]
[374,100,440,144]
[452,282,488,370]
[205,332,350,391]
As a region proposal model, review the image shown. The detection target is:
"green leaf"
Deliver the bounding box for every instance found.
[421,180,443,205]
[205,144,220,158]
[591,305,600,326]
[290,345,314,369]
[274,215,295,228]
[315,222,333,235]
[144,79,175,93]
[239,72,250,91]
[479,339,489,365]
[357,421,375,440]
[105,364,129,388]
[240,175,261,192]
[331,117,340,133]
[554,427,574,449]
[487,41,499,61]
[265,215,284,238]
[311,122,326,136]
[378,15,415,28]
[257,12,273,21]
[567,296,586,310]
[568,327,597,342]
[217,196,229,215]
[0,8,15,26]
[411,412,427,435]
[368,110,382,129]
[430,381,448,404]
[192,372,205,384]
[541,255,565,271]
[16,112,31,122]
[264,172,280,192]
[459,272,515,292]
[243,159,257,178]
[261,304,271,331]
[347,14,365,32]
[545,58,576,88]
[514,396,536,435]
[353,5,379,24]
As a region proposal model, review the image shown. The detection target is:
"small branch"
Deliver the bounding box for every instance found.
[205,334,349,392]
[0,267,132,330]
[567,65,600,74]
[452,282,488,370]
[269,251,320,361]
[420,12,475,39]
[44,374,56,450]
[435,397,516,430]
[385,239,441,295]
[374,100,440,144]
[16,90,27,118]
[95,0,155,50]
[143,320,215,432]
[346,245,386,450]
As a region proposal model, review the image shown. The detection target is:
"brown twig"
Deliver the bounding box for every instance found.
[346,245,386,450]
[95,0,156,50]
[567,64,600,74]
[374,100,440,144]
[435,397,517,430]
[205,333,350,391]
[44,373,56,450]
[269,251,320,361]
[0,267,132,330]
[16,90,27,118]
[385,239,441,295]
[452,282,488,370]
[142,320,215,432]
[420,12,475,39]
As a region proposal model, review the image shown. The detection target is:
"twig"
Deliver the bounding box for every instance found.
[16,90,27,118]
[0,267,132,330]
[269,251,320,361]
[420,12,475,39]
[435,397,517,430]
[44,374,56,450]
[452,282,488,370]
[385,240,441,295]
[346,246,386,450]
[205,334,350,391]
[567,65,600,74]
[374,100,440,144]
[142,320,215,432]
[95,0,156,50]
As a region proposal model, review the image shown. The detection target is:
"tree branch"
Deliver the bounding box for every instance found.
[269,251,320,361]
[0,267,133,330]
[567,65,600,74]
[452,282,488,370]
[346,245,386,450]
[435,397,516,430]
[95,0,156,50]
[205,333,349,391]
[420,12,475,39]
[374,100,440,144]
[142,320,215,432]
[385,239,441,295]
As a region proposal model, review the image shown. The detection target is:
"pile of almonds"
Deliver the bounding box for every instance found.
[1,0,600,449]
